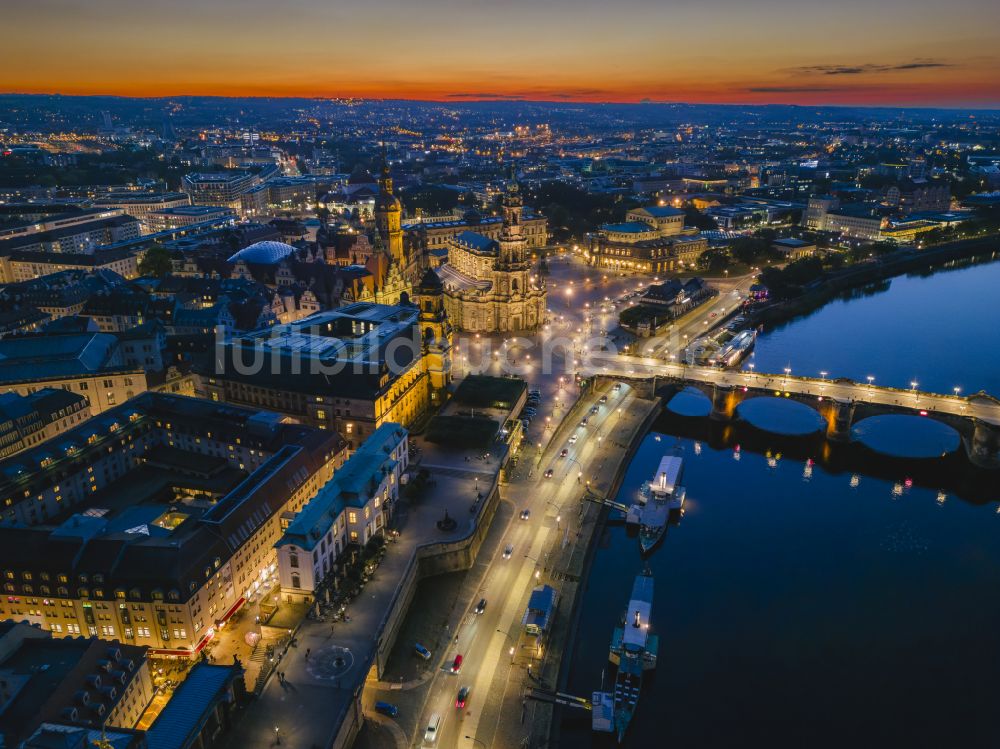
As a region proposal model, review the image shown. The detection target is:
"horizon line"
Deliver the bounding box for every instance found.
[2,90,999,112]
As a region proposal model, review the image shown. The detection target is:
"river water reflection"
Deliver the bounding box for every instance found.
[561,258,1000,747]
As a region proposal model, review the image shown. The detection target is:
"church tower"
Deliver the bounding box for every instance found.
[497,164,526,267]
[374,151,404,267]
[416,268,452,401]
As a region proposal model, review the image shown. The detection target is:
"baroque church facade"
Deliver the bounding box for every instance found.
[434,179,546,332]
[360,157,414,307]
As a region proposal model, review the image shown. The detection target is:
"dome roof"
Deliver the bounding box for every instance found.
[227,241,297,265]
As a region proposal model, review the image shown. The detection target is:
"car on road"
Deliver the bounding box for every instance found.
[424,714,441,743]
[560,448,569,457]
[614,383,622,391]
[413,643,432,660]
[450,654,463,673]
[590,405,599,414]
[579,418,588,427]
[520,509,531,520]
[599,394,608,403]
[568,434,578,444]
[455,686,471,709]
[474,598,487,615]
[544,468,554,478]
[503,544,514,559]
[374,701,398,717]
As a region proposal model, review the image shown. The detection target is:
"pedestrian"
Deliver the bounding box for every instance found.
[305,648,310,660]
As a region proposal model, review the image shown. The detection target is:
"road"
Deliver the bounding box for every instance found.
[410,382,642,749]
[629,273,757,361]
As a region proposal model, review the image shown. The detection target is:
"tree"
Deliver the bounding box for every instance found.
[730,236,769,265]
[138,244,173,278]
[698,249,731,273]
[683,206,718,230]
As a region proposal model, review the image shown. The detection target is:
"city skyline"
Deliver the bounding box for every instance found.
[3,0,1000,107]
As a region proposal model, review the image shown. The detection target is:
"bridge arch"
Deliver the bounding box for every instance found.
[852,414,963,459]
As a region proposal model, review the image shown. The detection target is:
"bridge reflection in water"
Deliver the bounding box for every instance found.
[587,358,1000,470]
[650,401,998,505]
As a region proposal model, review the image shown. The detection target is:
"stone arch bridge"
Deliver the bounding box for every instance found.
[590,357,1000,470]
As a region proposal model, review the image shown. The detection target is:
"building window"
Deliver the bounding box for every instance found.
[291,574,301,589]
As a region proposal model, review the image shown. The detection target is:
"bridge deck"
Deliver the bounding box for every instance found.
[588,354,1000,426]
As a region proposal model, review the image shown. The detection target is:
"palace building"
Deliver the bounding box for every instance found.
[587,205,707,274]
[203,300,452,445]
[433,177,546,332]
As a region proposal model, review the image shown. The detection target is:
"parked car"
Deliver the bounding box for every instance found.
[424,714,441,743]
[450,654,463,673]
[414,643,432,660]
[503,544,514,559]
[455,686,471,709]
[474,598,487,615]
[374,701,398,717]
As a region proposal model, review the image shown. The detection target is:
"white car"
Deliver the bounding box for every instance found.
[424,714,441,743]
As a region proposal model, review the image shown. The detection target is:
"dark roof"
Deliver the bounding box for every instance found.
[146,663,241,749]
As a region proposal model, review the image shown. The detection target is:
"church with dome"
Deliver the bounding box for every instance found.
[434,174,546,332]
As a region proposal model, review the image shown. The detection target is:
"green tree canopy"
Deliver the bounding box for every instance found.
[138,244,173,278]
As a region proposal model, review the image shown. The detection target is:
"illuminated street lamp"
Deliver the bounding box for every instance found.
[953,386,961,397]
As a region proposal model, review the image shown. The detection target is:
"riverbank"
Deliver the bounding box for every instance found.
[749,235,1000,329]
[530,387,663,749]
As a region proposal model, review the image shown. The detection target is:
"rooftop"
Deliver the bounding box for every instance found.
[277,423,406,552]
[145,663,240,749]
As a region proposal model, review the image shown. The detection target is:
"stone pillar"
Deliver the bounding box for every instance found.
[709,385,735,422]
[826,399,855,442]
[967,420,1000,470]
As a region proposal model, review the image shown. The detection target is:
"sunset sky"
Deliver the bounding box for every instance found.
[4,0,999,107]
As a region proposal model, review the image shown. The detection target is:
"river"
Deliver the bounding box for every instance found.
[561,258,1000,747]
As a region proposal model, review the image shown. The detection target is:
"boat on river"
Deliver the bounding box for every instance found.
[592,570,658,742]
[627,455,685,553]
